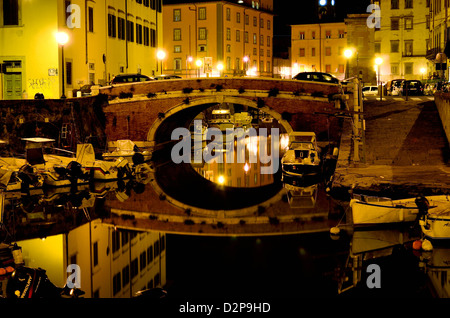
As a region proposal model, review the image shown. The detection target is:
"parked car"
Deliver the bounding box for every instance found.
[153,74,182,80]
[386,79,404,96]
[111,73,153,84]
[362,86,379,96]
[293,72,340,84]
[402,80,423,96]
[72,84,102,97]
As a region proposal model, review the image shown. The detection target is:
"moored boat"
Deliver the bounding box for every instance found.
[102,139,152,165]
[350,194,450,226]
[281,132,321,177]
[420,203,450,240]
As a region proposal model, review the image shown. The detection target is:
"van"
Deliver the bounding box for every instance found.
[362,86,378,96]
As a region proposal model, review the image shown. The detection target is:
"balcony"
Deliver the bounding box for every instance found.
[426,47,441,60]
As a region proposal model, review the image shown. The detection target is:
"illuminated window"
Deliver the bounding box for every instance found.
[173,9,181,21]
[174,45,181,53]
[198,7,206,20]
[173,28,181,41]
[325,30,331,38]
[226,7,230,20]
[199,27,207,40]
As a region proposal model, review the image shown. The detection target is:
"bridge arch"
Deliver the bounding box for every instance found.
[147,95,294,145]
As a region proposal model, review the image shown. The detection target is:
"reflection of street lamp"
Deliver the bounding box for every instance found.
[55,31,69,99]
[186,56,193,78]
[375,57,383,101]
[343,48,353,79]
[420,67,426,81]
[157,50,166,75]
[243,162,250,173]
[196,59,203,78]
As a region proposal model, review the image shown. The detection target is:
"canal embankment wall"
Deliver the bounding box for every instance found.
[435,92,450,144]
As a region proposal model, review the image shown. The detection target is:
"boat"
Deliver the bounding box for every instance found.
[209,108,234,131]
[281,132,321,176]
[420,203,450,240]
[350,194,450,226]
[102,139,152,165]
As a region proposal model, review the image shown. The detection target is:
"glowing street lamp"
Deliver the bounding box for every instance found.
[186,56,193,78]
[243,56,249,75]
[196,59,203,78]
[156,50,166,75]
[375,57,383,101]
[420,67,426,80]
[217,63,224,77]
[55,31,69,99]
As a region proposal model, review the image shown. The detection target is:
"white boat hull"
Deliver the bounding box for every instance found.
[351,195,450,226]
[420,204,450,240]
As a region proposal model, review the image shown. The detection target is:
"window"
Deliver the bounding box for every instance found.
[198,7,206,20]
[199,27,207,40]
[405,40,413,56]
[173,9,181,21]
[88,7,94,32]
[136,23,143,44]
[236,30,240,42]
[338,30,345,38]
[404,62,413,74]
[131,258,138,279]
[118,17,126,40]
[253,47,257,55]
[108,14,117,38]
[426,15,430,29]
[405,0,413,9]
[391,0,399,9]
[267,61,271,72]
[325,47,331,56]
[391,63,399,75]
[312,47,316,56]
[226,28,231,40]
[147,246,153,263]
[140,251,147,270]
[151,28,156,47]
[325,64,331,73]
[245,14,249,25]
[122,265,130,287]
[312,31,316,39]
[244,31,249,43]
[144,26,150,46]
[338,64,345,73]
[236,12,240,23]
[260,35,264,45]
[391,40,399,52]
[253,33,257,44]
[112,231,120,253]
[174,58,182,70]
[391,18,399,30]
[253,16,257,26]
[227,56,231,70]
[174,45,181,53]
[226,7,230,20]
[325,30,331,38]
[226,44,231,52]
[299,48,305,57]
[267,36,270,47]
[267,20,271,30]
[259,61,264,73]
[405,17,413,30]
[113,273,121,295]
[374,42,381,53]
[299,32,305,39]
[3,0,19,25]
[127,20,134,42]
[144,0,149,7]
[260,18,264,28]
[173,28,181,41]
[66,61,73,86]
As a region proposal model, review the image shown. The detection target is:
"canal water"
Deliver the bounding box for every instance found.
[0,107,447,301]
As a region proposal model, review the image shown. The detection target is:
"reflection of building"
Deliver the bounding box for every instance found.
[0,0,162,99]
[18,220,166,298]
[290,22,348,80]
[162,0,273,77]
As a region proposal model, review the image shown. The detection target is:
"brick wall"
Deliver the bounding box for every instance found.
[435,93,450,144]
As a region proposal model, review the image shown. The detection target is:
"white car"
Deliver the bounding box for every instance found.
[362,86,379,96]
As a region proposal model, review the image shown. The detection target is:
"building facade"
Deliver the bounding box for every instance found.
[0,0,163,100]
[373,0,429,82]
[291,22,348,80]
[427,0,449,79]
[162,0,274,78]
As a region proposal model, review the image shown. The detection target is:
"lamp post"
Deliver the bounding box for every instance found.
[243,55,249,76]
[157,50,166,75]
[196,59,203,78]
[375,57,383,101]
[343,48,353,79]
[217,63,224,77]
[186,56,193,78]
[55,31,69,99]
[420,67,426,81]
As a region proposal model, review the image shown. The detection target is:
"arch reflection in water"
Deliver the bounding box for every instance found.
[190,104,289,188]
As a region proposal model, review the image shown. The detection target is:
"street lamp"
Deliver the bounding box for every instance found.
[55,31,69,99]
[375,57,383,101]
[186,56,193,78]
[243,56,249,75]
[343,48,353,79]
[217,63,224,77]
[156,50,166,75]
[196,59,203,78]
[420,67,426,81]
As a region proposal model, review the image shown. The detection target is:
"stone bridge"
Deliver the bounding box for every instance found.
[100,77,347,150]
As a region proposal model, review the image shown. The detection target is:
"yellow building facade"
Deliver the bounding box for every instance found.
[291,22,348,80]
[373,0,429,82]
[162,1,273,78]
[0,0,163,100]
